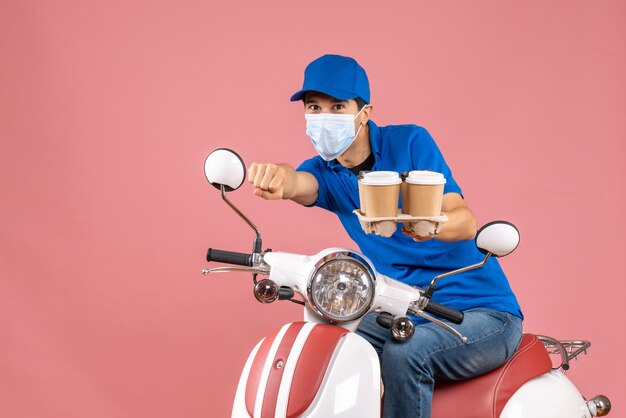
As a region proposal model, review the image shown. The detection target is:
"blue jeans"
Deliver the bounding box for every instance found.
[356,308,523,418]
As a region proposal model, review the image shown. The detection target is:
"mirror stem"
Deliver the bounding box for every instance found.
[221,185,263,253]
[423,253,492,300]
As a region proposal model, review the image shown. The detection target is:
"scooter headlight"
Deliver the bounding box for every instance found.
[308,252,375,323]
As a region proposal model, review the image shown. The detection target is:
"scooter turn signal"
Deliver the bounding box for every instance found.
[254,279,279,304]
[587,395,611,416]
[391,316,415,341]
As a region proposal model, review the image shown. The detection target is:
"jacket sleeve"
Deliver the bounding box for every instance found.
[296,157,331,211]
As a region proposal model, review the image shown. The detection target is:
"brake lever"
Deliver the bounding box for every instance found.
[202,266,270,275]
[408,305,468,344]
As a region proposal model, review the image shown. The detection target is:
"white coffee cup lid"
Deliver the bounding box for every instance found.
[360,171,402,186]
[405,170,447,185]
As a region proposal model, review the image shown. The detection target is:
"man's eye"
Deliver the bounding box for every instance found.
[333,104,345,110]
[308,105,320,111]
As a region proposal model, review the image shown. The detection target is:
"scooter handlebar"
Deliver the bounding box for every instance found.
[206,248,253,266]
[423,300,464,324]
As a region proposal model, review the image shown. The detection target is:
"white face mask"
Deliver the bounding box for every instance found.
[305,106,367,161]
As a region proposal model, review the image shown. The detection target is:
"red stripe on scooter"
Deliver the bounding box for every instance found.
[260,322,305,418]
[245,326,281,417]
[286,325,349,417]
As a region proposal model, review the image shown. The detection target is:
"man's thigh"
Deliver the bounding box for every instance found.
[358,308,523,380]
[395,308,522,380]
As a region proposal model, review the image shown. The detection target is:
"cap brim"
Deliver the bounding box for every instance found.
[290,87,361,102]
[289,90,307,102]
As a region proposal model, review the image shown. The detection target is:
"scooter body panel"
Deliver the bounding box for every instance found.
[232,322,380,418]
[233,340,263,418]
[300,332,380,417]
[500,370,591,418]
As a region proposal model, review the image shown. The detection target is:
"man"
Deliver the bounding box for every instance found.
[248,54,522,417]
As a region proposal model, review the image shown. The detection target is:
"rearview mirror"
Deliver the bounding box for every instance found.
[475,221,520,257]
[204,148,246,192]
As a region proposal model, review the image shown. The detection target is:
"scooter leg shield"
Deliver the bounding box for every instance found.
[232,321,381,418]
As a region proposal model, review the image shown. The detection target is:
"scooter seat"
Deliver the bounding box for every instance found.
[431,333,552,418]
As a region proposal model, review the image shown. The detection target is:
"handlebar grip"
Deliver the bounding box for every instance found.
[206,248,253,266]
[423,300,464,324]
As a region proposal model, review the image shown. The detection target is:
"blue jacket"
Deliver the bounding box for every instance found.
[297,120,523,320]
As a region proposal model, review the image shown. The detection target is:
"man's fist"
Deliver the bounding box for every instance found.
[402,222,435,242]
[248,163,288,200]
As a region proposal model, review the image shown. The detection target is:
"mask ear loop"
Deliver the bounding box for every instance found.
[354,121,364,138]
[353,104,367,120]
[353,105,369,137]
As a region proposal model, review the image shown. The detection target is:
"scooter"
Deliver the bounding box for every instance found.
[202,148,612,418]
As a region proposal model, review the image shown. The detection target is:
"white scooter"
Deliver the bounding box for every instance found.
[202,148,611,418]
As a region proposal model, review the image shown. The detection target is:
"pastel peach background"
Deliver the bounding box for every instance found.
[1,1,624,417]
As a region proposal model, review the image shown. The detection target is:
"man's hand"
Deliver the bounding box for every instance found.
[400,193,476,242]
[248,163,289,200]
[402,221,438,242]
[247,162,319,206]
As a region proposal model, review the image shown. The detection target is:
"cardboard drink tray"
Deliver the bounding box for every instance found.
[353,209,448,223]
[353,209,448,238]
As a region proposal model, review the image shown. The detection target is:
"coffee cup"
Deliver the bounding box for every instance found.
[359,171,402,217]
[357,171,371,215]
[404,170,446,217]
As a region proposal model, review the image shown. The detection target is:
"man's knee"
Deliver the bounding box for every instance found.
[381,340,433,379]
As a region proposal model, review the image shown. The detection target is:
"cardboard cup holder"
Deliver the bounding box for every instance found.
[353,209,448,238]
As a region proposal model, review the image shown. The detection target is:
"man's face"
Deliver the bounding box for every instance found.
[304,92,369,136]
